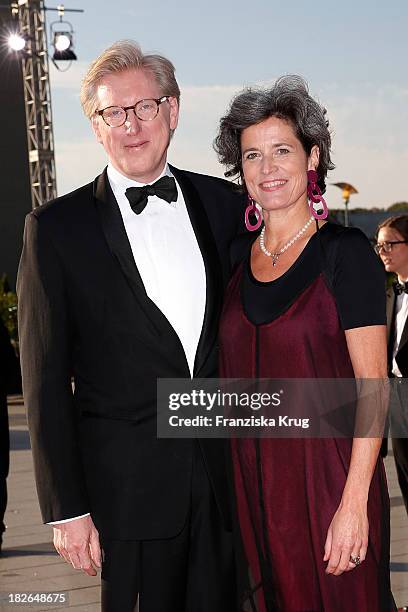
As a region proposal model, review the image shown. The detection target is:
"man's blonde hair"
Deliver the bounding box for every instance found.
[80,40,181,118]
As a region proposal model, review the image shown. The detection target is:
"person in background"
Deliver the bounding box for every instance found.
[0,316,21,554]
[214,75,396,612]
[376,215,408,514]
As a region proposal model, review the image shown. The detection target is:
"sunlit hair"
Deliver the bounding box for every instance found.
[80,40,180,118]
[214,75,334,193]
[377,214,408,241]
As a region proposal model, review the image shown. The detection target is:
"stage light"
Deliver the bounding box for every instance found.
[54,32,71,52]
[8,33,26,51]
[51,27,77,61]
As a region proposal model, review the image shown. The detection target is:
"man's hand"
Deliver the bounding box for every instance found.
[53,515,101,576]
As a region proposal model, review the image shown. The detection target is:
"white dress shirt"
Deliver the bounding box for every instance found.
[107,162,206,374]
[392,290,408,377]
[50,163,206,525]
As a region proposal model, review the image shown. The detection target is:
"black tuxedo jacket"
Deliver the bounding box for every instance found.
[17,166,246,540]
[386,287,408,377]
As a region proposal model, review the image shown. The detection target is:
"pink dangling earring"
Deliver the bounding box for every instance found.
[245,194,262,231]
[307,170,328,220]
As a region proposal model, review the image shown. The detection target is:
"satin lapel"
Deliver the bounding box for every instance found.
[170,166,223,377]
[387,287,408,364]
[386,288,396,369]
[93,170,163,336]
[398,310,408,355]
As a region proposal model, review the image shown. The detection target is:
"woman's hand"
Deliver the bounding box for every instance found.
[323,499,369,576]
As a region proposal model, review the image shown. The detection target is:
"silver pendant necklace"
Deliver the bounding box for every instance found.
[259,216,314,266]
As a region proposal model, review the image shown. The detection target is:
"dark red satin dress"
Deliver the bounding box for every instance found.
[219,225,395,612]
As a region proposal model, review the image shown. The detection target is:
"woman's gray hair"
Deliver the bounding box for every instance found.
[80,40,181,118]
[214,75,334,193]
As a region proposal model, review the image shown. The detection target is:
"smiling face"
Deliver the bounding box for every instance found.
[91,68,179,183]
[377,226,408,279]
[241,116,319,213]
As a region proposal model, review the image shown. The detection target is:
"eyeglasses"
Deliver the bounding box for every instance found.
[374,240,408,255]
[96,96,169,127]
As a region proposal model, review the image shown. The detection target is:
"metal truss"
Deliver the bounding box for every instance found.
[15,0,57,208]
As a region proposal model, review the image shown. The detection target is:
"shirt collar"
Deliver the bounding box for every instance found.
[107,163,176,206]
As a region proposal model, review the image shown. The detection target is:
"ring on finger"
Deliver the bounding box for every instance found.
[350,555,361,566]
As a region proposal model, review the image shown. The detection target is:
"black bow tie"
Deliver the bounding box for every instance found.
[125,176,178,215]
[393,280,408,296]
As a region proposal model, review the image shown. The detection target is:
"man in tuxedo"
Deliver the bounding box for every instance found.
[17,40,246,611]
[386,281,408,514]
[377,216,408,515]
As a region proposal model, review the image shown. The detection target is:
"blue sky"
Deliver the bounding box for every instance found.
[47,0,407,209]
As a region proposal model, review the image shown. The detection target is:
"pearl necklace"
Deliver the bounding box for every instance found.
[259,216,314,266]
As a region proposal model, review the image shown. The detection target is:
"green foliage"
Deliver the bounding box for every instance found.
[351,207,385,213]
[329,208,386,213]
[387,202,408,212]
[0,274,18,345]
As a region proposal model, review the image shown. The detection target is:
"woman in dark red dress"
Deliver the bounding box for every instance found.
[214,76,396,612]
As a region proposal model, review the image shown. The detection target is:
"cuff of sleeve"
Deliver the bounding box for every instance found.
[48,513,90,525]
